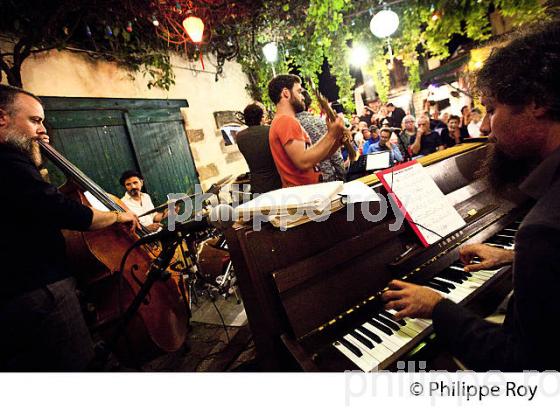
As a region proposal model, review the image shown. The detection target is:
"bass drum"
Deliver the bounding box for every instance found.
[196,235,230,285]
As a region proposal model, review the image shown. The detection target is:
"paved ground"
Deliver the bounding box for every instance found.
[141,292,257,372]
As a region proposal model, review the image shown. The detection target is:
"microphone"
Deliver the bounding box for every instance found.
[134,218,210,245]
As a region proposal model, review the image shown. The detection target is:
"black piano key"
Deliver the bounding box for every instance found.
[425,281,450,293]
[350,330,374,349]
[430,278,456,290]
[438,271,464,284]
[338,338,363,357]
[379,310,406,326]
[448,265,472,278]
[496,234,515,239]
[374,314,401,331]
[451,261,468,269]
[358,325,383,344]
[368,319,393,336]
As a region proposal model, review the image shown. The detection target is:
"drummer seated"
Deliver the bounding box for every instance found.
[119,170,166,232]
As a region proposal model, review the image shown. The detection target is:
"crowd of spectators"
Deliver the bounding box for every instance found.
[237,92,486,191]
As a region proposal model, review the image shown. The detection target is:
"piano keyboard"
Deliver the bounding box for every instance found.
[332,222,518,372]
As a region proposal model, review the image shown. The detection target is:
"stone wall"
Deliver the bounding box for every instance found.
[1,43,251,191]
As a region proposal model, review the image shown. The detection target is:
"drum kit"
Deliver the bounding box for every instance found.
[138,174,240,318]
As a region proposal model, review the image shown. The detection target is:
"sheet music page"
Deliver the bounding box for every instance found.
[376,161,465,246]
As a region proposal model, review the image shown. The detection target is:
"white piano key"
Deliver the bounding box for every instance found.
[386,309,432,327]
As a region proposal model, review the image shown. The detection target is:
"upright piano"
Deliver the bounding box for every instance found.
[225,143,529,371]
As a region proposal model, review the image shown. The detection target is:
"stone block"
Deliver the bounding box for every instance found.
[186,129,205,143]
[197,164,219,180]
[225,151,244,163]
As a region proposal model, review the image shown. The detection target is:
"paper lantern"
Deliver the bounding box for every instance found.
[183,16,204,43]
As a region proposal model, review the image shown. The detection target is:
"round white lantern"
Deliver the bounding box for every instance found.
[369,9,400,38]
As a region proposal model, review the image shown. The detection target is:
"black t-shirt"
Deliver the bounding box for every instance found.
[389,107,406,128]
[410,131,443,156]
[0,145,93,299]
[358,114,372,127]
[235,125,282,194]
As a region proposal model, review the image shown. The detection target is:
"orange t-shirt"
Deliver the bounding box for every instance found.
[269,114,320,187]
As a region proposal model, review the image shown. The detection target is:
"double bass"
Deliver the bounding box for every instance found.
[39,140,187,365]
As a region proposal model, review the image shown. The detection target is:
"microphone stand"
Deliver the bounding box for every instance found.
[395,129,412,162]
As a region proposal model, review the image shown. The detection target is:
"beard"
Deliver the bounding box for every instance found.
[290,95,305,114]
[4,129,42,166]
[477,143,539,196]
[127,188,140,197]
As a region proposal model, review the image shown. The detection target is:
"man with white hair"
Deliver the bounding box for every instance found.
[409,114,444,156]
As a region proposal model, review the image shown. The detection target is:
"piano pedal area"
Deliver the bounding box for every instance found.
[326,220,521,372]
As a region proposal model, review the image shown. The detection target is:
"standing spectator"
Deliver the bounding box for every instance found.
[397,115,416,160]
[386,103,406,129]
[447,115,462,146]
[357,121,369,131]
[409,115,444,156]
[296,91,346,182]
[350,114,360,131]
[467,108,483,138]
[358,107,373,127]
[235,103,282,194]
[372,104,389,128]
[459,105,471,141]
[353,132,365,155]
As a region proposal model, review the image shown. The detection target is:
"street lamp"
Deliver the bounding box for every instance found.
[349,44,369,67]
[262,42,278,76]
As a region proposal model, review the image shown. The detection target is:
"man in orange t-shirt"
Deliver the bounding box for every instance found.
[267,74,345,187]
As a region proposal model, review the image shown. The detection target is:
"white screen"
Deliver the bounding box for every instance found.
[365,151,391,171]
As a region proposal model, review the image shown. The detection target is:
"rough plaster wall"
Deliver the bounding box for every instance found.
[11,48,251,191]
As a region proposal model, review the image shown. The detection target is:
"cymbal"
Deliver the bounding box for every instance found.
[206,174,235,196]
[213,174,234,188]
[137,193,196,217]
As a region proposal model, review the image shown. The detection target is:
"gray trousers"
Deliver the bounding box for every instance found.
[0,277,95,371]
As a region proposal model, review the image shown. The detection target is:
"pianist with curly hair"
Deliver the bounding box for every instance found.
[382,20,560,371]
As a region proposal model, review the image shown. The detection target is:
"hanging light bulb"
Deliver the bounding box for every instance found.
[152,15,160,27]
[262,42,278,63]
[369,9,400,38]
[183,16,204,43]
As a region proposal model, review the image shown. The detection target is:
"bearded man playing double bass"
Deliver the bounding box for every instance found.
[0,84,139,371]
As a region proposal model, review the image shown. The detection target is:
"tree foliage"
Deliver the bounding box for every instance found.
[0,0,555,107]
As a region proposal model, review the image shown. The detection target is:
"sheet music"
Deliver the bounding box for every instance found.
[376,161,465,246]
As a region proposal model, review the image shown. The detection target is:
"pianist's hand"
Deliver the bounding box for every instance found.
[382,280,443,320]
[459,244,514,272]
